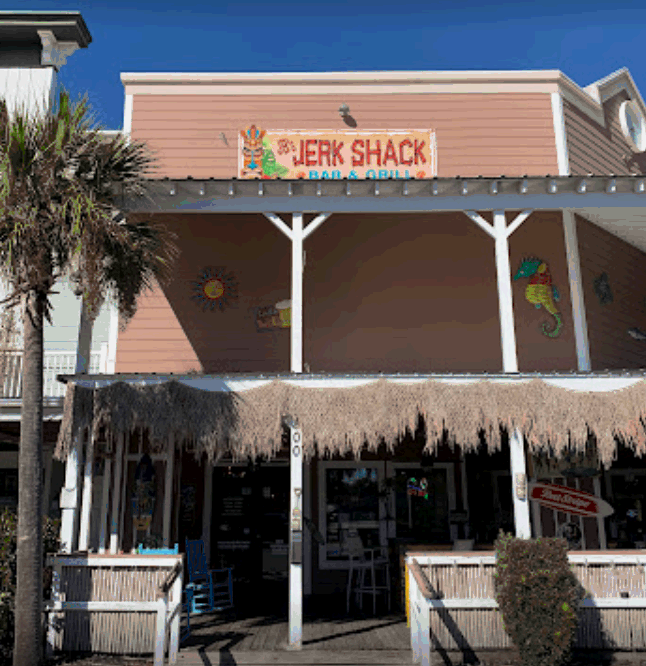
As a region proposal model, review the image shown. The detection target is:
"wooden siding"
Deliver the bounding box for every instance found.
[130,93,558,179]
[303,212,501,373]
[117,211,580,375]
[576,214,646,371]
[116,213,291,374]
[564,90,646,176]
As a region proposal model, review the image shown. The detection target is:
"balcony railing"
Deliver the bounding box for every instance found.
[0,343,107,399]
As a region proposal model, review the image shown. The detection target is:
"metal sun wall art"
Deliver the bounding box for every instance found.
[192,267,239,312]
[513,257,562,338]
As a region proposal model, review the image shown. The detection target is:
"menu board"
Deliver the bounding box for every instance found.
[222,497,244,517]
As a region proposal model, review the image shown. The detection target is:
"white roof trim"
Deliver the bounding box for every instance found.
[121,70,566,85]
[583,67,646,122]
[60,373,646,394]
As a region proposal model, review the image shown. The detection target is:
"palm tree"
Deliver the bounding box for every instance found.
[0,89,179,666]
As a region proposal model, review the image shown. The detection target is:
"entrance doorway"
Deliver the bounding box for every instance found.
[210,463,289,612]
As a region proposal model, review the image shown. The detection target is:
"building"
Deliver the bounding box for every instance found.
[0,11,117,521]
[15,9,646,659]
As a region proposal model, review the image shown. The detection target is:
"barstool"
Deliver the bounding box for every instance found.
[344,532,391,614]
[355,545,391,614]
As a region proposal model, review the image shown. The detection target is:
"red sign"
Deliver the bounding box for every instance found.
[528,482,614,518]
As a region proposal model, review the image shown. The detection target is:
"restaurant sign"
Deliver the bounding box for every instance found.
[239,125,437,180]
[528,482,614,518]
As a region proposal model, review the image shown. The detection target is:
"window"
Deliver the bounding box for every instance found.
[619,100,646,152]
[387,463,457,542]
[319,462,385,569]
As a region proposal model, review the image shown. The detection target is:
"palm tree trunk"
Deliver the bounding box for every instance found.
[13,290,45,666]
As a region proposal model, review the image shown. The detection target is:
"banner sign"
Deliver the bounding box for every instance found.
[239,125,437,180]
[528,482,614,518]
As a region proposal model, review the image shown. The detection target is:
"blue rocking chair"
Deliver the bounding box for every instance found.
[182,538,234,642]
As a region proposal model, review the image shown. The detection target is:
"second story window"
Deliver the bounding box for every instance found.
[619,99,646,152]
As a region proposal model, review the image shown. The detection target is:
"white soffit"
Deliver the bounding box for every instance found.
[578,208,646,254]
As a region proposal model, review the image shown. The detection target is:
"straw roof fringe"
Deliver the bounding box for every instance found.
[55,377,646,467]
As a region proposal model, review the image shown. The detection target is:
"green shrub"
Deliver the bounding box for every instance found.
[493,532,585,666]
[0,508,60,664]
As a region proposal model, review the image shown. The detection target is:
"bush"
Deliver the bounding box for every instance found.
[493,532,585,666]
[0,508,60,664]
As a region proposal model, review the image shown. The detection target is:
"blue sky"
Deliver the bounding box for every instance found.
[12,0,646,130]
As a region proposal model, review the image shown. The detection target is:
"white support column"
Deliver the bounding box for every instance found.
[593,476,607,549]
[78,429,96,552]
[562,209,591,372]
[98,456,112,553]
[202,456,212,562]
[106,299,119,374]
[163,434,175,548]
[510,428,531,539]
[59,430,84,553]
[291,213,304,374]
[493,210,519,374]
[263,212,331,375]
[109,433,125,553]
[288,423,303,650]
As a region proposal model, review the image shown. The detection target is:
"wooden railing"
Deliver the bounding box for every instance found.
[44,553,182,661]
[0,345,106,398]
[155,560,183,666]
[406,552,646,663]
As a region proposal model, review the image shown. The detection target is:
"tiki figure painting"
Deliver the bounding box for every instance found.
[240,125,266,178]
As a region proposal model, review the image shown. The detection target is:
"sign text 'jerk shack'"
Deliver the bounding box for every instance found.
[239,126,437,180]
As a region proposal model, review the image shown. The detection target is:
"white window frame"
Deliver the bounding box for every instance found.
[619,99,646,152]
[385,461,458,541]
[604,468,646,542]
[318,461,386,570]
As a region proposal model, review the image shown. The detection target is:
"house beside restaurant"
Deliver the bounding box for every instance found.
[52,54,646,622]
[0,11,116,522]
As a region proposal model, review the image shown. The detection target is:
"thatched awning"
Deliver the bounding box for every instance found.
[54,373,646,468]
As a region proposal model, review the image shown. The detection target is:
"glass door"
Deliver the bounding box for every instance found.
[390,464,456,543]
[322,465,383,565]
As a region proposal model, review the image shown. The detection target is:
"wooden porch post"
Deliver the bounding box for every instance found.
[163,434,175,548]
[466,209,534,539]
[78,429,96,551]
[509,428,531,539]
[109,432,125,553]
[291,213,304,374]
[59,430,84,553]
[288,422,303,650]
[492,210,520,374]
[59,295,94,552]
[562,209,591,372]
[98,455,112,553]
[493,210,532,538]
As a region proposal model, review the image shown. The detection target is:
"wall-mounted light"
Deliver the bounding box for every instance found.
[169,184,176,196]
[338,103,350,117]
[199,185,205,196]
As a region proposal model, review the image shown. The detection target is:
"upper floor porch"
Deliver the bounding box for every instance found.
[114,174,646,377]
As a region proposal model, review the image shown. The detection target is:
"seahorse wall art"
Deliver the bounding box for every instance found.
[513,257,563,338]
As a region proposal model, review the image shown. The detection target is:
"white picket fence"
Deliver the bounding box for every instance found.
[0,344,106,398]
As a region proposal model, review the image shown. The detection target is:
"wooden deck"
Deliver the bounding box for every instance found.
[177,593,413,665]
